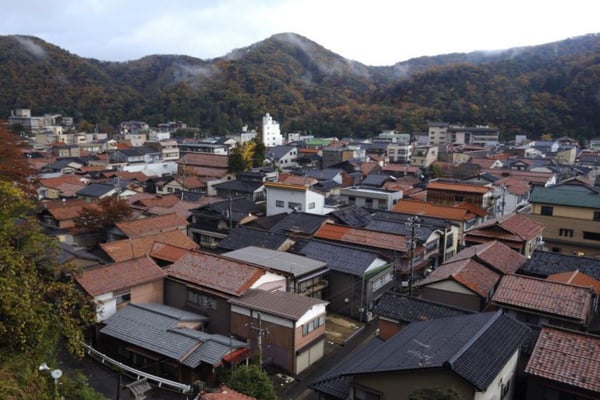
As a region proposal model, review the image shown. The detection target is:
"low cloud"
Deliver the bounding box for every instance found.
[14,36,47,59]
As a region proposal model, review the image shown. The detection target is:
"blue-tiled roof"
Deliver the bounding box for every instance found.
[519,250,600,280]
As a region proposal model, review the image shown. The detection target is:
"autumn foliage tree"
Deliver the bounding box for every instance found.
[0,123,35,196]
[74,196,132,241]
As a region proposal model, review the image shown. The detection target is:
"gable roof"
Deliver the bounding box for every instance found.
[427,181,491,194]
[312,311,529,393]
[217,226,292,251]
[267,212,330,235]
[100,230,198,262]
[297,240,385,276]
[392,199,479,221]
[465,213,544,242]
[525,326,600,393]
[76,183,115,197]
[229,289,327,321]
[519,251,600,281]
[100,303,247,368]
[314,223,408,252]
[373,293,471,323]
[529,185,600,208]
[223,246,326,277]
[180,153,229,168]
[446,240,527,275]
[328,205,372,227]
[115,213,188,239]
[547,270,600,295]
[492,274,593,322]
[74,256,166,297]
[165,250,265,297]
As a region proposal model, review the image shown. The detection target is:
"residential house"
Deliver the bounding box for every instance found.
[110,146,161,164]
[212,170,276,203]
[145,139,180,161]
[76,182,138,202]
[372,292,470,340]
[265,145,299,169]
[248,211,331,241]
[264,182,327,216]
[426,180,494,216]
[198,384,256,400]
[518,250,600,281]
[74,255,167,322]
[178,137,231,155]
[100,230,198,262]
[310,311,529,400]
[297,240,394,321]
[525,326,600,400]
[37,175,88,200]
[108,213,189,242]
[428,122,500,147]
[38,199,88,231]
[98,303,250,387]
[164,249,286,335]
[187,198,262,250]
[417,241,527,311]
[179,153,234,196]
[481,168,557,187]
[528,181,600,256]
[488,274,595,331]
[338,186,403,211]
[464,212,544,257]
[321,143,356,168]
[410,145,438,168]
[229,289,328,375]
[217,226,294,252]
[223,246,329,298]
[157,175,206,195]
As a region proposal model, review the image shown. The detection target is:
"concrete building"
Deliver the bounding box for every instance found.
[262,113,283,147]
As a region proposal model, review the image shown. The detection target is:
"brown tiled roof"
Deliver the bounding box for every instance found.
[38,175,85,189]
[495,176,531,196]
[548,270,600,295]
[314,223,408,252]
[525,326,600,392]
[418,258,501,298]
[481,169,555,185]
[149,242,191,263]
[166,250,265,297]
[101,171,153,182]
[200,384,256,400]
[447,241,526,274]
[392,199,478,221]
[466,213,544,241]
[100,230,198,262]
[175,175,206,189]
[492,274,593,321]
[360,162,380,176]
[115,213,188,238]
[129,193,181,209]
[381,164,421,174]
[181,153,229,168]
[229,289,327,321]
[189,166,229,178]
[427,181,491,194]
[278,173,318,186]
[47,203,90,221]
[74,256,166,296]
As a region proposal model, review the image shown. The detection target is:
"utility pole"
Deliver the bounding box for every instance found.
[406,216,421,297]
[248,312,269,371]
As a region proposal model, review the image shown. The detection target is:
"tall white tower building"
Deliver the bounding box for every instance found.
[262,113,283,147]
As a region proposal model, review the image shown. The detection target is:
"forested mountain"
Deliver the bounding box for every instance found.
[1,32,600,141]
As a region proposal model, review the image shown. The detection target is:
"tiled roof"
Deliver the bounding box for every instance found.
[418,258,501,298]
[100,230,198,262]
[200,384,256,400]
[373,293,470,322]
[74,256,166,296]
[525,326,600,393]
[427,181,491,194]
[481,169,555,185]
[47,202,90,220]
[229,289,327,321]
[312,311,529,393]
[529,186,600,208]
[76,183,115,197]
[223,246,326,277]
[328,205,372,227]
[446,241,526,274]
[115,213,188,238]
[149,242,192,263]
[392,199,478,221]
[495,176,531,196]
[268,212,330,235]
[314,223,408,252]
[547,270,600,295]
[277,173,319,186]
[38,175,86,189]
[465,213,543,242]
[165,250,265,296]
[189,166,230,178]
[297,240,384,276]
[217,226,291,251]
[101,303,247,368]
[520,251,600,280]
[181,153,229,168]
[492,274,593,322]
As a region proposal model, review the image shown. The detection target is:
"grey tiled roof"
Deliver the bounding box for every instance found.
[100,304,246,368]
[312,311,529,396]
[76,183,114,197]
[268,212,330,235]
[519,251,600,281]
[298,240,382,276]
[223,246,327,277]
[217,226,291,251]
[364,211,434,241]
[212,180,264,193]
[329,205,373,227]
[373,292,471,322]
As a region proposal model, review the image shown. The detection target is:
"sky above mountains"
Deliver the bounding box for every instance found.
[3,0,598,66]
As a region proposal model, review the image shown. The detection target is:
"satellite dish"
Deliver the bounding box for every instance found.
[51,369,63,380]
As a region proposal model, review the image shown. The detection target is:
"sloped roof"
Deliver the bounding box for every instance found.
[529,185,600,208]
[75,183,115,197]
[46,202,89,221]
[314,223,408,252]
[100,303,247,368]
[74,256,166,297]
[519,251,600,281]
[373,293,470,323]
[392,199,478,221]
[149,242,192,263]
[465,213,544,242]
[418,258,501,298]
[298,240,384,276]
[427,181,491,194]
[223,246,326,277]
[200,384,256,400]
[525,326,600,393]
[217,226,291,251]
[446,240,527,274]
[267,212,330,235]
[328,205,372,227]
[181,153,229,168]
[115,213,188,239]
[312,311,529,393]
[492,274,593,322]
[165,250,265,297]
[100,230,198,262]
[547,270,600,295]
[229,289,327,321]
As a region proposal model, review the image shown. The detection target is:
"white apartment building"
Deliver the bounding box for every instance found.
[262,113,283,147]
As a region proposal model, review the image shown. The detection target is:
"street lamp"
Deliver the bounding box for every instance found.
[39,362,62,400]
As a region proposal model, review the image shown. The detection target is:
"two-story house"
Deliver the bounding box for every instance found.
[264,182,327,216]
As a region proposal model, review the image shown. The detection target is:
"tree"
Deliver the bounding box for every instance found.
[74,196,132,241]
[228,364,277,400]
[409,386,462,400]
[0,124,35,196]
[252,138,266,167]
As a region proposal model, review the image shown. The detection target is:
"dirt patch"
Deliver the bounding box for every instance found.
[325,314,365,345]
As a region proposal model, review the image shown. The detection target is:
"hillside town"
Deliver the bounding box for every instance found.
[7,107,600,400]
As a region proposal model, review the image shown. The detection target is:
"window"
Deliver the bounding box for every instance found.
[583,231,600,241]
[559,228,574,237]
[115,291,131,305]
[276,200,284,207]
[288,201,302,210]
[541,206,553,216]
[187,290,217,310]
[372,272,393,292]
[302,315,325,336]
[351,385,381,400]
[594,211,600,221]
[308,202,316,209]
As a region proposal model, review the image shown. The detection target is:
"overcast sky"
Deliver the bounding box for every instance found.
[3,0,598,66]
